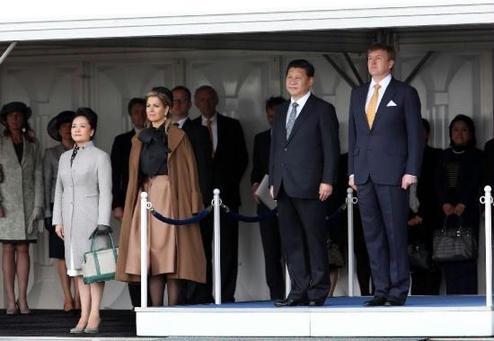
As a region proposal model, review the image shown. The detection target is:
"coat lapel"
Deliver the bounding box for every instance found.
[168,123,185,158]
[286,95,314,144]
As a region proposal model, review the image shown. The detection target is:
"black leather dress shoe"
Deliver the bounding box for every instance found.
[274,298,307,307]
[385,297,406,306]
[308,300,325,307]
[363,296,387,307]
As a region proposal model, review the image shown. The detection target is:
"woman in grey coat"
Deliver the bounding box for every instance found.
[53,108,112,334]
[0,102,44,315]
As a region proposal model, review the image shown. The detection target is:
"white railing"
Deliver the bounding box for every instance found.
[137,186,493,308]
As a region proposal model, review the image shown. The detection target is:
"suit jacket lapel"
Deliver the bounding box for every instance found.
[278,102,289,140]
[215,113,223,156]
[358,85,369,130]
[286,95,314,145]
[371,78,397,130]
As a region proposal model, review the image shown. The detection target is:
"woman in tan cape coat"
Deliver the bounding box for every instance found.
[116,87,206,306]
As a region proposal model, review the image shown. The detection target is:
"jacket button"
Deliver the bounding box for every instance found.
[284,148,287,152]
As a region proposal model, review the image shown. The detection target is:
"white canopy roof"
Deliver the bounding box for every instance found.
[0,0,493,42]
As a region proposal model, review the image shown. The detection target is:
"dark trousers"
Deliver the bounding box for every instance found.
[128,283,152,307]
[186,211,238,303]
[220,210,239,302]
[357,180,409,300]
[185,218,214,304]
[411,270,441,295]
[277,188,330,301]
[353,208,373,296]
[443,260,477,294]
[258,203,285,300]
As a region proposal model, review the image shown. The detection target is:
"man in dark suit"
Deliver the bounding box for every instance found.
[251,96,286,300]
[348,43,424,306]
[269,59,340,307]
[192,85,248,303]
[110,97,146,307]
[170,85,214,303]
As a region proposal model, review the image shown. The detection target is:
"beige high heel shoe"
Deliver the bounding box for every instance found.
[84,318,101,334]
[5,302,18,315]
[17,300,31,315]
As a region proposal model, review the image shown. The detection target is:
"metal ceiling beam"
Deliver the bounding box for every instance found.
[0,42,17,65]
[323,54,357,89]
[404,51,434,84]
[343,52,364,86]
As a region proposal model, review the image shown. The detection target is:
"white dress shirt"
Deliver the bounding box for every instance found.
[286,90,311,126]
[175,117,188,129]
[201,113,218,152]
[365,73,392,112]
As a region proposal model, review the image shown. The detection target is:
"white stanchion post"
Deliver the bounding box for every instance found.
[213,189,222,305]
[285,265,291,299]
[140,192,148,308]
[482,186,493,308]
[347,188,356,297]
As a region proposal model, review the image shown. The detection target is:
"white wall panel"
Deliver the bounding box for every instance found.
[0,47,491,308]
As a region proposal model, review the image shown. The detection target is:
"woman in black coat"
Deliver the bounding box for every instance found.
[436,114,482,294]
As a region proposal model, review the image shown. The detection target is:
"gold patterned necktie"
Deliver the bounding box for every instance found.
[366,83,381,128]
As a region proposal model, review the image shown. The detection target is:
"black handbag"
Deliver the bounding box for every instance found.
[432,216,477,263]
[408,242,433,271]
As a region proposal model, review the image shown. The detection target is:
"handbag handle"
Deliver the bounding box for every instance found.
[89,230,118,261]
[441,214,464,231]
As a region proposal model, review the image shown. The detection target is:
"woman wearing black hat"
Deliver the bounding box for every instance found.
[0,101,44,315]
[116,88,206,306]
[43,110,81,312]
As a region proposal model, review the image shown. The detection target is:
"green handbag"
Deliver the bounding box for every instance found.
[82,231,118,284]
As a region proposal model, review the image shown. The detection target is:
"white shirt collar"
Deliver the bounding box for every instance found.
[176,117,188,128]
[290,90,311,109]
[201,112,217,124]
[370,73,392,90]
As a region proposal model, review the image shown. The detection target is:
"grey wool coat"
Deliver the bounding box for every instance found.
[0,135,44,241]
[52,141,112,275]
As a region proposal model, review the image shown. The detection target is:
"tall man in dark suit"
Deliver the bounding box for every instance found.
[269,59,340,307]
[110,97,146,307]
[251,96,286,300]
[170,85,214,303]
[348,43,424,306]
[192,85,248,303]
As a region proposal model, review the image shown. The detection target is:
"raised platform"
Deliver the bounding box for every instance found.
[135,296,494,337]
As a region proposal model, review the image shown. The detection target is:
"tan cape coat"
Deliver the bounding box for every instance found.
[116,124,206,283]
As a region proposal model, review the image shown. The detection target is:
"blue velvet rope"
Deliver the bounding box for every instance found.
[150,201,346,226]
[221,205,278,223]
[151,206,212,225]
[221,202,346,224]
